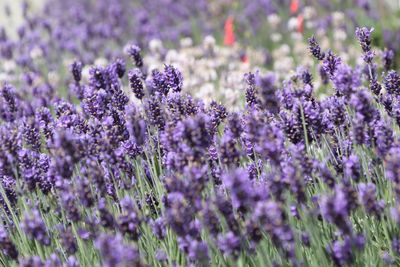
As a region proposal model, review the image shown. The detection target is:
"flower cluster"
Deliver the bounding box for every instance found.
[0,1,399,267]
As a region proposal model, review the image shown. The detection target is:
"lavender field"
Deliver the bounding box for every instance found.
[1,1,400,266]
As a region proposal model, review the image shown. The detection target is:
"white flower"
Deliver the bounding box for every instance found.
[271,33,282,43]
[149,39,164,55]
[82,66,91,82]
[30,46,43,59]
[333,29,347,42]
[267,13,281,29]
[165,50,180,63]
[274,57,294,73]
[287,17,298,31]
[203,35,216,48]
[94,57,107,67]
[332,12,345,26]
[272,44,291,58]
[0,72,10,83]
[48,71,60,86]
[303,6,316,20]
[180,37,193,48]
[290,32,303,41]
[3,60,16,72]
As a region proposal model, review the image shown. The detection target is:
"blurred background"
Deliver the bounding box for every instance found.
[0,0,399,70]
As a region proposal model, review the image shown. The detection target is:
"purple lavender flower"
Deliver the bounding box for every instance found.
[323,50,341,77]
[21,208,50,246]
[89,66,107,90]
[369,78,382,95]
[60,227,78,255]
[281,158,307,203]
[355,27,373,53]
[244,72,258,108]
[35,107,54,140]
[70,60,83,83]
[164,64,183,93]
[118,196,141,240]
[95,234,144,267]
[384,70,400,96]
[362,51,375,64]
[150,218,166,239]
[59,184,81,222]
[351,114,369,145]
[0,226,18,260]
[219,135,240,166]
[146,95,165,130]
[321,96,348,128]
[208,101,227,133]
[358,183,385,216]
[373,119,393,157]
[44,254,62,267]
[163,192,194,236]
[320,185,354,235]
[127,44,143,68]
[114,58,126,78]
[111,86,129,111]
[226,112,243,139]
[252,200,296,263]
[98,198,116,229]
[332,64,361,98]
[385,147,400,199]
[186,238,209,264]
[392,238,400,256]
[316,162,336,188]
[66,256,79,267]
[76,176,94,207]
[200,205,220,236]
[150,69,168,95]
[19,256,44,267]
[383,49,395,71]
[308,35,325,60]
[343,154,361,182]
[382,251,395,265]
[319,64,330,85]
[350,89,375,123]
[1,83,17,114]
[217,231,241,258]
[128,68,144,100]
[327,237,354,266]
[222,168,254,213]
[22,119,41,152]
[256,73,279,114]
[298,66,313,87]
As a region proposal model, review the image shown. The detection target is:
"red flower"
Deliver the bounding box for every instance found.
[297,15,304,33]
[240,54,249,64]
[290,0,299,14]
[224,16,235,46]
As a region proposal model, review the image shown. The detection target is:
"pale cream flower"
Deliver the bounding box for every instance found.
[333,29,347,42]
[82,66,91,82]
[290,32,303,41]
[287,17,298,31]
[149,39,164,55]
[48,71,60,86]
[267,13,281,29]
[94,57,108,67]
[332,12,345,27]
[271,33,282,43]
[30,46,43,59]
[3,60,16,73]
[303,6,316,20]
[180,37,193,48]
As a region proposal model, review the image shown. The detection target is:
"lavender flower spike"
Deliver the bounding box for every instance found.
[308,35,325,60]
